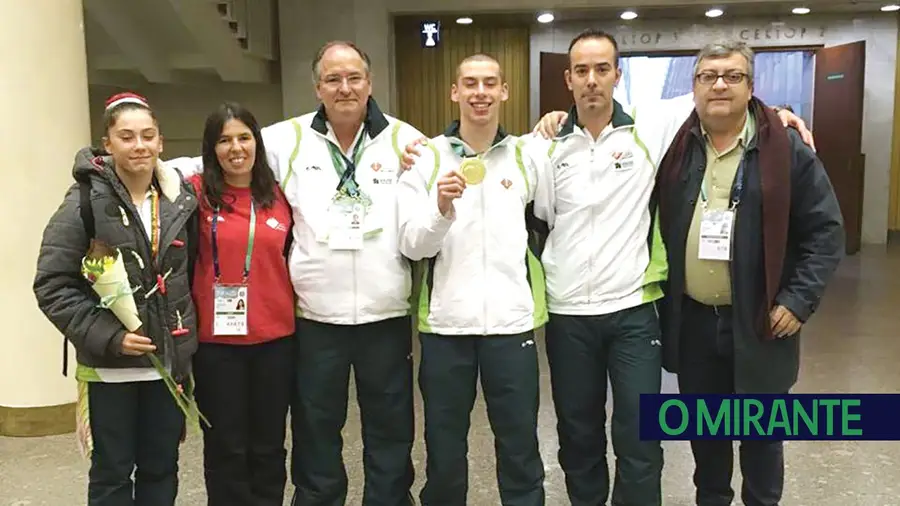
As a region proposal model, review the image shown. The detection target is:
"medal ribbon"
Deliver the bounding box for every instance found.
[212,201,257,282]
[148,186,161,260]
[327,129,368,197]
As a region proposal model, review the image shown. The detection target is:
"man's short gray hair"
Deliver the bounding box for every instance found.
[694,41,755,83]
[311,40,371,84]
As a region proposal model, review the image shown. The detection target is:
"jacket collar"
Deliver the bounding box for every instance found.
[557,100,634,138]
[88,155,183,202]
[310,97,390,138]
[443,120,509,145]
[442,120,510,157]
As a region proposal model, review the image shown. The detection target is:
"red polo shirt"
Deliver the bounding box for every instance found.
[190,175,295,345]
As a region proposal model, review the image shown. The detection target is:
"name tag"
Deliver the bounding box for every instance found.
[328,198,365,250]
[698,209,734,261]
[213,284,248,336]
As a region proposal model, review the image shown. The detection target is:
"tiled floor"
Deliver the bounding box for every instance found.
[3,246,900,505]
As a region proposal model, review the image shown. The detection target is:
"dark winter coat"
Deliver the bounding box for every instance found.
[34,147,199,382]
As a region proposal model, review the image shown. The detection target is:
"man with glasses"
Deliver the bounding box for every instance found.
[168,40,425,506]
[655,41,844,506]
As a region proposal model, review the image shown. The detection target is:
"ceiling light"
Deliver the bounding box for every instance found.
[537,12,555,23]
[621,10,638,20]
[882,4,900,11]
[792,7,811,14]
[705,8,724,18]
[456,17,473,24]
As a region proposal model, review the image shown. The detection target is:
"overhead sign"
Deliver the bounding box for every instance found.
[420,20,441,48]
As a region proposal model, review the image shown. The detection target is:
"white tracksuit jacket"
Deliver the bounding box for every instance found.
[527,95,694,316]
[166,99,427,325]
[396,122,548,336]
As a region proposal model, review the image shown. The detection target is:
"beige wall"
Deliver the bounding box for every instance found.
[1,0,90,411]
[531,14,898,246]
[88,83,283,158]
[278,0,394,118]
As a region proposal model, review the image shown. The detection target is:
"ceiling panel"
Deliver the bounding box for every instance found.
[394,0,900,25]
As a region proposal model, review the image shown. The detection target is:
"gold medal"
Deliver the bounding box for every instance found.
[460,158,486,185]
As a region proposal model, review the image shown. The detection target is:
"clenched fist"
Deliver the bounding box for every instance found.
[437,171,466,218]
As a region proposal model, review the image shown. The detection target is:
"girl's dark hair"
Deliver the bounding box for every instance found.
[200,102,278,211]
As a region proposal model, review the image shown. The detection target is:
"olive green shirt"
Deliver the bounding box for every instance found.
[684,112,756,305]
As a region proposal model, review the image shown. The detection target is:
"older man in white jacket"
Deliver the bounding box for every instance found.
[167,40,425,506]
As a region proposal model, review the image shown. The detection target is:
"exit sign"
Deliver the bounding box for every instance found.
[420,20,441,48]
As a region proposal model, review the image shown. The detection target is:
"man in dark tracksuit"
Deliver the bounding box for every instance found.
[656,41,844,506]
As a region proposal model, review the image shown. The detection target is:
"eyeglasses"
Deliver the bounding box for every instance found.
[320,74,366,89]
[695,71,749,85]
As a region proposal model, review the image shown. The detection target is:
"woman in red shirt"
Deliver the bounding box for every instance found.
[189,102,295,506]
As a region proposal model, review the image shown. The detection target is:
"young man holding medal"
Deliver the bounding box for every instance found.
[396,54,548,506]
[167,41,426,506]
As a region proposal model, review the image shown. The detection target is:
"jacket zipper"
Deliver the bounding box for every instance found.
[588,145,596,304]
[106,175,194,379]
[353,251,358,324]
[117,197,173,373]
[481,185,488,334]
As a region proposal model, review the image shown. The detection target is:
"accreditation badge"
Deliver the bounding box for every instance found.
[213,284,249,335]
[327,195,365,250]
[698,209,735,261]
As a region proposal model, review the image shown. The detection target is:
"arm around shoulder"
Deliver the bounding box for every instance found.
[33,185,127,358]
[162,156,204,177]
[775,131,845,321]
[521,137,555,257]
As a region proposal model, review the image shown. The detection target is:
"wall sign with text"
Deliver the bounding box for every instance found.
[536,20,831,52]
[420,20,441,48]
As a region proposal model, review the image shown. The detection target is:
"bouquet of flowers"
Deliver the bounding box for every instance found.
[79,239,208,441]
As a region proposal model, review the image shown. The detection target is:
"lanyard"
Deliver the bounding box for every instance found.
[211,201,257,282]
[700,155,746,210]
[148,185,161,261]
[328,129,367,197]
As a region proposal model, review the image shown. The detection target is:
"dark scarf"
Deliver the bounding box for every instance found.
[657,97,791,340]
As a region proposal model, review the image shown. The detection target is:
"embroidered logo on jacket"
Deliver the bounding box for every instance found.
[266,217,288,232]
[611,150,635,171]
[501,178,512,189]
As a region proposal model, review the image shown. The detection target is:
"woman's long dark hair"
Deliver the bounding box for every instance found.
[200,102,277,211]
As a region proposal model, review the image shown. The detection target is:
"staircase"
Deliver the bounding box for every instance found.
[215,1,249,50]
[84,0,276,84]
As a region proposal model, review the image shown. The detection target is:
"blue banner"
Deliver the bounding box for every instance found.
[639,394,900,441]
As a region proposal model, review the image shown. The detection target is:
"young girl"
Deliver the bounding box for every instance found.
[33,92,198,505]
[189,102,294,506]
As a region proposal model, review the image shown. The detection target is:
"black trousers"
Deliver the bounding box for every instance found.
[545,303,664,506]
[193,337,294,506]
[290,316,415,506]
[418,331,545,506]
[678,296,784,506]
[87,379,185,506]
